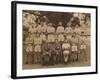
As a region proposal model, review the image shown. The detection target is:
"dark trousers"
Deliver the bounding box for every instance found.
[34,52,41,64]
[42,54,50,65]
[25,52,32,64]
[70,51,78,62]
[79,49,86,61]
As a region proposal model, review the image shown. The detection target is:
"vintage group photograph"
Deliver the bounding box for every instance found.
[22,10,91,69]
[11,1,97,79]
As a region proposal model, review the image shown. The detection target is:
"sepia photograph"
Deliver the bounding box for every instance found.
[11,1,97,79]
[22,10,91,69]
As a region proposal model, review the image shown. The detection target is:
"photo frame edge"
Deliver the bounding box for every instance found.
[11,1,98,79]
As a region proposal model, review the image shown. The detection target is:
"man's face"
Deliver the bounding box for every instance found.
[40,22,43,26]
[75,25,79,28]
[28,44,31,46]
[36,15,39,19]
[58,22,62,26]
[48,23,52,26]
[43,22,47,25]
[55,40,58,43]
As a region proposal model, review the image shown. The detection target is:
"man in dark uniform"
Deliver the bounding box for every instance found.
[42,42,51,65]
[55,39,62,64]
